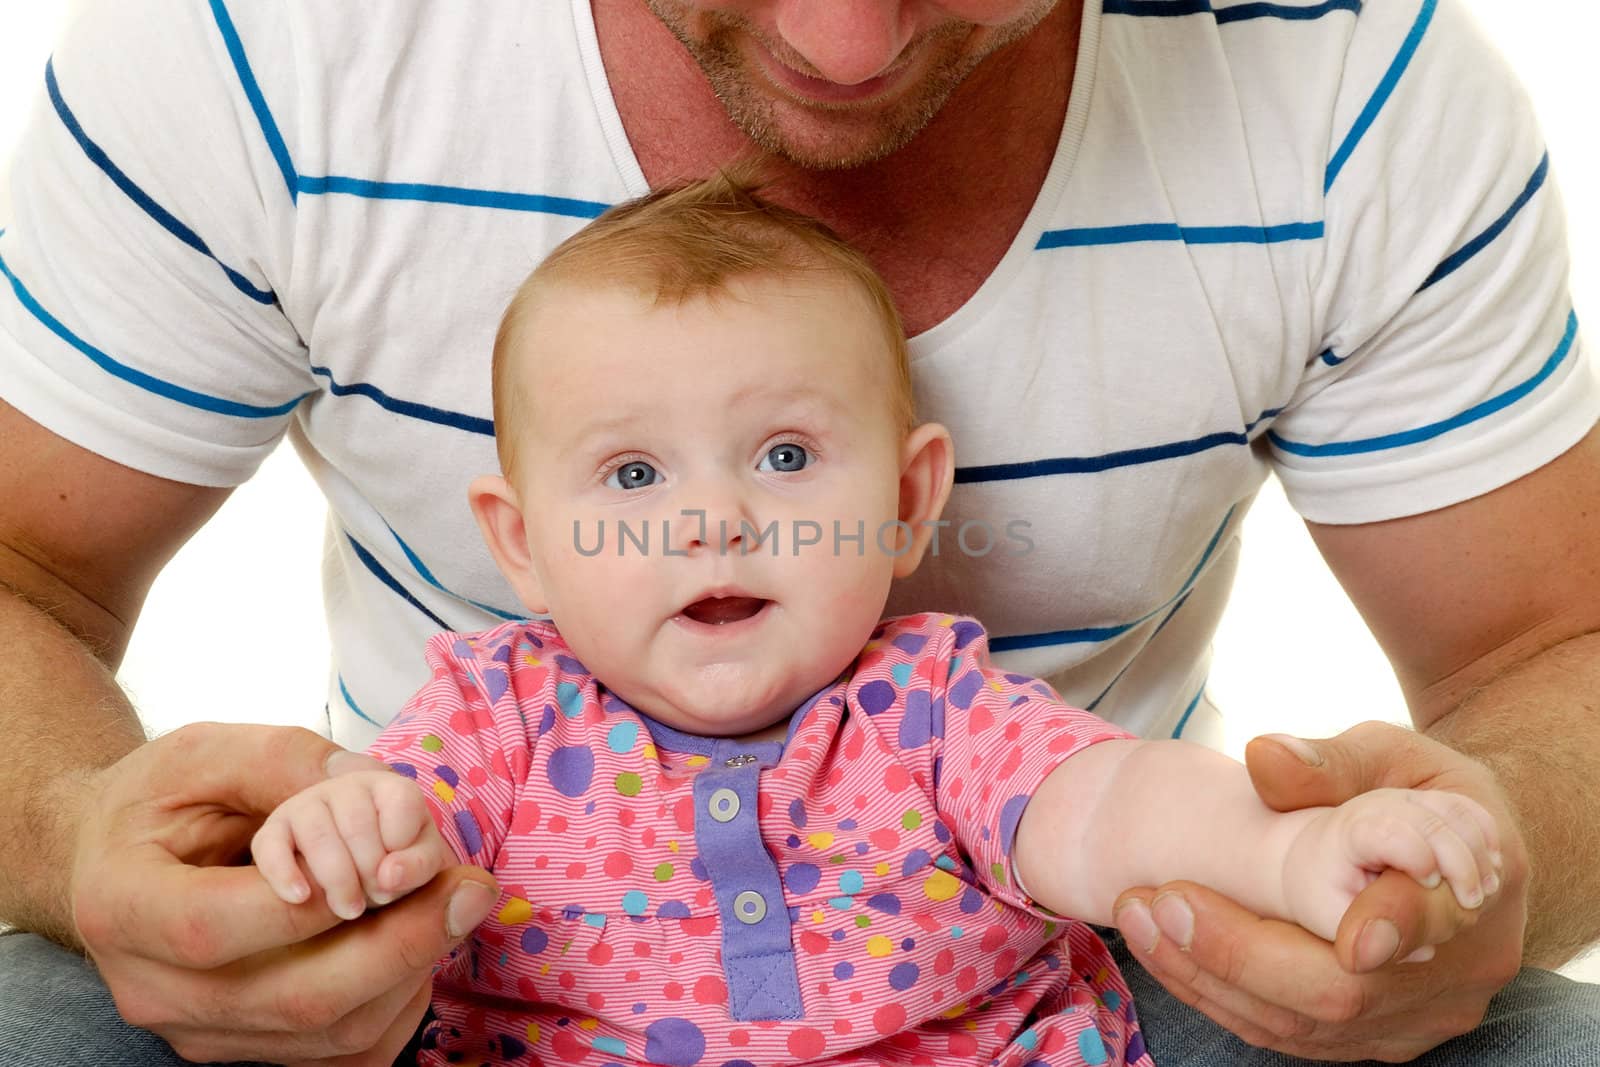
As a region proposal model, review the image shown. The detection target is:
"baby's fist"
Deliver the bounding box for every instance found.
[251,765,454,920]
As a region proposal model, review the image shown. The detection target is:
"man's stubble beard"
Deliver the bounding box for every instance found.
[643,2,1055,170]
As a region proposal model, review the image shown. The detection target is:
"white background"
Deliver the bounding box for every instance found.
[2,1,1596,980]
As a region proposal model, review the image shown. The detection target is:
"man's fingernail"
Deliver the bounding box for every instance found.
[1261,733,1323,767]
[1152,893,1194,951]
[447,882,496,939]
[1355,919,1401,972]
[1114,900,1161,954]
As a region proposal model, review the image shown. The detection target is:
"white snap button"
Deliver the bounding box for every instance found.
[733,890,767,924]
[709,787,740,822]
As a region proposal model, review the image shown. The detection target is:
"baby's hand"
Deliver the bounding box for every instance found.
[1281,787,1502,960]
[250,761,455,920]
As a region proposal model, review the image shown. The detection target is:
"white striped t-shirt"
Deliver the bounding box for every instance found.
[1,0,1594,750]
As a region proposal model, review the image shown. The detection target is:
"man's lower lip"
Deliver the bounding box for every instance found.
[756,47,909,104]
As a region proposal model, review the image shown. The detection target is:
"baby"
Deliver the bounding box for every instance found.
[252,175,1501,1066]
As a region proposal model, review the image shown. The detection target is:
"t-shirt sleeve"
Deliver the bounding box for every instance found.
[1270,0,1598,524]
[881,616,1135,916]
[364,628,539,870]
[0,0,312,487]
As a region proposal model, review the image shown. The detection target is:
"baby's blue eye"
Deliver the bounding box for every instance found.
[760,443,810,473]
[607,461,659,490]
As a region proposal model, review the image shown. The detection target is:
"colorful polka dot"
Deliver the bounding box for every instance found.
[644,1018,704,1066]
[607,721,639,753]
[547,746,594,796]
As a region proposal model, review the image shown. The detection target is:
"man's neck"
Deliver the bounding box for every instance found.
[592,0,1082,334]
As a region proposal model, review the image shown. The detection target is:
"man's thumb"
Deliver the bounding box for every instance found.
[1244,732,1341,811]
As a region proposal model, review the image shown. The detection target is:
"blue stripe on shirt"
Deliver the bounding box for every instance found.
[208,0,298,203]
[956,405,1281,484]
[1418,152,1549,293]
[337,674,383,728]
[309,365,495,437]
[1037,221,1322,249]
[1270,310,1580,457]
[1104,0,1361,22]
[297,176,611,220]
[1171,683,1207,738]
[1086,591,1193,711]
[384,521,524,621]
[0,248,306,418]
[44,59,277,306]
[209,1,609,221]
[991,504,1236,652]
[1326,0,1438,193]
[346,532,451,631]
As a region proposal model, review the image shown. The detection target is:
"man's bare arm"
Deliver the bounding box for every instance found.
[1109,425,1600,1060]
[1311,423,1600,966]
[0,398,230,941]
[0,399,500,1064]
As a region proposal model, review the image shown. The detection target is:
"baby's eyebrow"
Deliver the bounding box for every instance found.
[724,383,846,416]
[550,413,641,462]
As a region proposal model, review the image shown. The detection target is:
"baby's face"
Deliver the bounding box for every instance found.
[503,274,913,740]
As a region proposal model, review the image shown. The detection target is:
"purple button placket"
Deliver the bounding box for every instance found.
[691,738,802,1020]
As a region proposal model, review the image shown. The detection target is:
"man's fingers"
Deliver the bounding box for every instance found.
[1246,721,1431,812]
[229,869,495,1025]
[105,861,347,967]
[136,723,343,815]
[1115,885,1333,1035]
[159,972,432,1065]
[1333,867,1477,974]
[288,977,435,1067]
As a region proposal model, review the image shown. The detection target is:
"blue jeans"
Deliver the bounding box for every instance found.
[1,928,1596,1065]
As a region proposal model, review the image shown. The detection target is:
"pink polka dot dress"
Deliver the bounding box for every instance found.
[367,613,1155,1066]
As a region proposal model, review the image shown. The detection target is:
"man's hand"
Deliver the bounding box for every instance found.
[1112,721,1527,1062]
[70,722,498,1065]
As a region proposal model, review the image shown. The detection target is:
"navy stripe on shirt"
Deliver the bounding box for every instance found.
[1270,310,1580,457]
[990,504,1237,652]
[346,532,452,631]
[384,520,524,621]
[956,406,1282,484]
[44,59,277,305]
[0,246,306,418]
[309,365,495,437]
[1418,152,1549,293]
[1103,0,1361,22]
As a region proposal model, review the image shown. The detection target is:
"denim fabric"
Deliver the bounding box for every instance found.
[0,930,432,1066]
[1100,926,1600,1066]
[2,927,1596,1065]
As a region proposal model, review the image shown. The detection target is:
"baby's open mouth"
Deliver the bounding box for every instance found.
[679,596,770,625]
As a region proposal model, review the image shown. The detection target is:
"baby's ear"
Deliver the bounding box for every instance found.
[467,474,549,615]
[892,422,956,579]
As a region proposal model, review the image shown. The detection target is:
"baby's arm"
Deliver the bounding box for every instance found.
[1013,739,1500,956]
[250,759,458,920]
